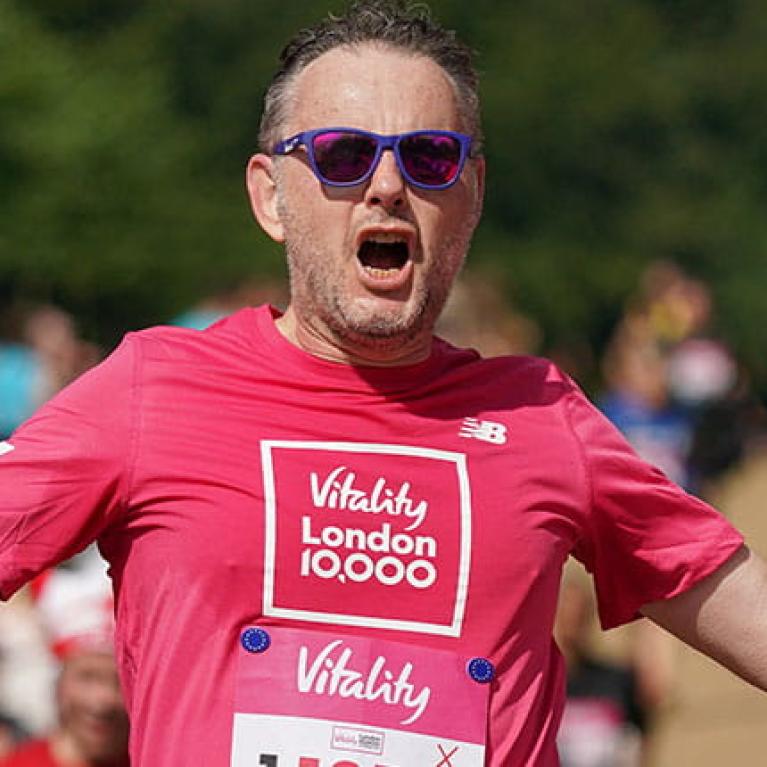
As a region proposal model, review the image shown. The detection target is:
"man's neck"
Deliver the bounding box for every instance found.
[274,307,433,367]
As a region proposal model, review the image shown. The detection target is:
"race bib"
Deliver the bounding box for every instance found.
[231,626,492,767]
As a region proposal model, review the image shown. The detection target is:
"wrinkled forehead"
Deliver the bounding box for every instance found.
[285,44,464,135]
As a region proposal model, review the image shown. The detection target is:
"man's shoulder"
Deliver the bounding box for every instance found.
[432,341,578,414]
[122,306,264,362]
[436,336,567,378]
[484,351,570,380]
[447,344,574,390]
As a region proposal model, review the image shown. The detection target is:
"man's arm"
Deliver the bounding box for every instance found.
[0,338,134,599]
[641,545,767,691]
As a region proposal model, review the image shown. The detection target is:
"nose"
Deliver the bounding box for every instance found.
[364,149,406,210]
[89,676,127,714]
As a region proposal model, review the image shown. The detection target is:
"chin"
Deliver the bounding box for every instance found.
[341,292,432,336]
[337,306,423,341]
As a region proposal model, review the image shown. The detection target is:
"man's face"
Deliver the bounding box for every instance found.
[256,45,484,357]
[56,651,129,762]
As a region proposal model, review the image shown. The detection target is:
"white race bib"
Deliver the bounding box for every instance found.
[231,626,492,767]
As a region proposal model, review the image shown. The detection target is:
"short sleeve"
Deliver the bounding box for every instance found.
[0,336,138,599]
[565,385,744,629]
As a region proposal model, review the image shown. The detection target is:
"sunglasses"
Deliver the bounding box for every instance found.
[273,127,473,190]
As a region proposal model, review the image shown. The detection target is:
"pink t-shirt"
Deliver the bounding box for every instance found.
[0,306,743,766]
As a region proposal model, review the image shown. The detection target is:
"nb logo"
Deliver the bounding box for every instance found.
[458,418,507,445]
[0,441,14,456]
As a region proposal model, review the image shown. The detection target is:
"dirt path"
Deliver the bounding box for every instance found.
[649,449,767,766]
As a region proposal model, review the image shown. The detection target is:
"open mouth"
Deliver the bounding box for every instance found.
[357,234,410,278]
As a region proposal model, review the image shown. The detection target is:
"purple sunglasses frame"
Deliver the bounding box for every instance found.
[272,127,473,190]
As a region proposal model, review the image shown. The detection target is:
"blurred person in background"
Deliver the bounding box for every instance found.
[599,315,693,488]
[0,715,27,761]
[555,575,662,767]
[0,305,99,440]
[599,260,762,494]
[21,307,101,406]
[0,550,129,767]
[170,279,288,331]
[0,339,39,441]
[0,588,56,743]
[436,271,542,358]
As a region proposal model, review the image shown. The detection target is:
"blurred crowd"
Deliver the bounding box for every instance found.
[0,262,764,765]
[440,260,766,497]
[598,261,764,495]
[0,548,128,766]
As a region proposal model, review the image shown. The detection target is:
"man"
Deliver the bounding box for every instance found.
[1,555,129,767]
[0,2,765,765]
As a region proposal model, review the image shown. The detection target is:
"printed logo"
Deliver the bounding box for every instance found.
[261,441,472,637]
[0,441,14,456]
[309,465,429,531]
[458,418,507,445]
[298,639,430,725]
[331,725,385,755]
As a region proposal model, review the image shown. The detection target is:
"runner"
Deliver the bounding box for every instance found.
[1,2,765,765]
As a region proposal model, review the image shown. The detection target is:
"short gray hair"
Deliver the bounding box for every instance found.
[258,0,483,154]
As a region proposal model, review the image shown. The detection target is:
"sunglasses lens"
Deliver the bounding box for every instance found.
[312,131,377,183]
[399,134,462,187]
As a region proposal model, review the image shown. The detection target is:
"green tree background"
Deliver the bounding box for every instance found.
[2,0,766,396]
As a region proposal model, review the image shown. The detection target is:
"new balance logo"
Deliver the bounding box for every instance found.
[458,418,507,445]
[0,441,15,456]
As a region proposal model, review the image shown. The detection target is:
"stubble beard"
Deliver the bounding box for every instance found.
[278,192,477,355]
[284,234,472,354]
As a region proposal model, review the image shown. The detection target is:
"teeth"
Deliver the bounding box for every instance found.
[364,266,399,277]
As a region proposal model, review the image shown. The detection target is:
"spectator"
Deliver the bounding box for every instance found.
[0,552,129,767]
[598,260,760,492]
[0,306,99,440]
[0,587,57,738]
[0,342,41,440]
[555,576,654,767]
[600,317,693,488]
[0,714,27,761]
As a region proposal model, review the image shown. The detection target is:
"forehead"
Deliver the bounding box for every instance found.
[288,44,462,134]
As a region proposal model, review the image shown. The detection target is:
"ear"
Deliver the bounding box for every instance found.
[246,153,285,243]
